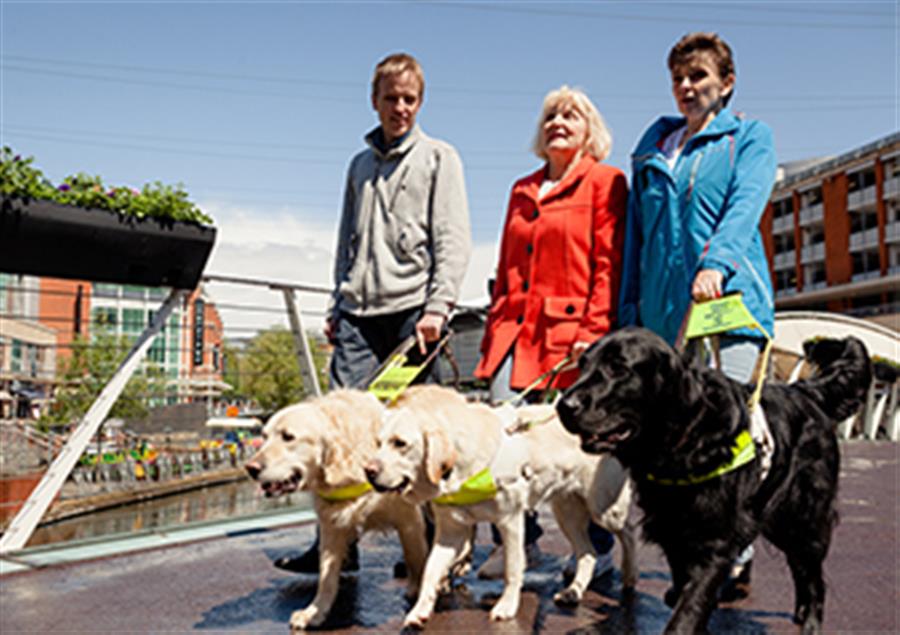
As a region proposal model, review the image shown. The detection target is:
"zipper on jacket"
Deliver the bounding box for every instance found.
[685,152,704,204]
[742,254,774,311]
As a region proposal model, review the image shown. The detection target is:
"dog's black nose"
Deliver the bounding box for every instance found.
[245,462,261,479]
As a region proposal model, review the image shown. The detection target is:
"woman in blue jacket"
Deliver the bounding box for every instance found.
[619,32,777,597]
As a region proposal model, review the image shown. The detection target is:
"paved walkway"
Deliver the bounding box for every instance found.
[1,441,896,633]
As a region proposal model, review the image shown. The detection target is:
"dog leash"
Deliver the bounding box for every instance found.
[501,354,574,408]
[647,294,773,486]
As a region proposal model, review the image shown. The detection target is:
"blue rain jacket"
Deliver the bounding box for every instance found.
[619,108,777,345]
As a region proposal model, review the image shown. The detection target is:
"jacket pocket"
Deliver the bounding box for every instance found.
[542,297,586,351]
[395,221,429,267]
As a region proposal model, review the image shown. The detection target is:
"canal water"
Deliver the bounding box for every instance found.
[28,480,312,548]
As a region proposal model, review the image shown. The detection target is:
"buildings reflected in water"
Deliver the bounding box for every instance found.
[29,480,311,547]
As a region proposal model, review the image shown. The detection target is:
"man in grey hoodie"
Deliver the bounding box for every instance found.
[275,52,471,574]
[326,52,472,387]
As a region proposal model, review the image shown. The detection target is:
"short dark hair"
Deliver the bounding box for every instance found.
[668,32,735,105]
[667,32,735,78]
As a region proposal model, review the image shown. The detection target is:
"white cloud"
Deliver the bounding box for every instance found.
[200,200,498,338]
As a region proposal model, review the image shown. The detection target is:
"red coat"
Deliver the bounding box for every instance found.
[474,156,627,390]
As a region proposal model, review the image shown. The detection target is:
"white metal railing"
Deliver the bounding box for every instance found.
[775,286,798,297]
[883,176,900,198]
[801,243,825,264]
[773,250,795,269]
[848,185,877,209]
[799,203,824,225]
[772,215,793,234]
[886,221,900,243]
[0,273,330,555]
[851,270,882,282]
[850,227,880,251]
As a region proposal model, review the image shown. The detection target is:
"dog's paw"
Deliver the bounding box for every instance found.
[489,597,519,621]
[290,606,324,631]
[402,607,431,630]
[553,586,583,607]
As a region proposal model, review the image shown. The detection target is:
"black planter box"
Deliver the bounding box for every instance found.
[0,196,216,289]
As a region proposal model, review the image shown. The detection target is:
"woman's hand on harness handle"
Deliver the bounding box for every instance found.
[415,312,446,354]
[691,269,724,302]
[570,340,592,366]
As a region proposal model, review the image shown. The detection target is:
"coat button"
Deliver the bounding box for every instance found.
[526,243,533,254]
[532,210,540,220]
[565,304,575,315]
[522,281,529,291]
[516,315,524,325]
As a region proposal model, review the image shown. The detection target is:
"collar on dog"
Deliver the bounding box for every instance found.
[317,482,373,502]
[646,430,756,486]
[433,467,498,505]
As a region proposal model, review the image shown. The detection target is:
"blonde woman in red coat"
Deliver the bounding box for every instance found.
[473,86,627,580]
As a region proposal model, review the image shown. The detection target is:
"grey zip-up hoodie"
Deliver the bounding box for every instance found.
[330,125,471,319]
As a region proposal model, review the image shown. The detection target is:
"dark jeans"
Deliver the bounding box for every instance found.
[329,306,441,389]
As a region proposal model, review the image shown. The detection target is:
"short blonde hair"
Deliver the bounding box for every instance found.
[371,52,425,100]
[532,86,612,162]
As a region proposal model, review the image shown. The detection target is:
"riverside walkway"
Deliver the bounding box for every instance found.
[1,441,896,633]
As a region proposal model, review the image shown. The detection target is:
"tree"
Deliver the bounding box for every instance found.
[238,326,330,412]
[41,331,166,428]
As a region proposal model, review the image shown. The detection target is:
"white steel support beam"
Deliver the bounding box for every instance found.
[887,384,899,442]
[0,289,185,554]
[280,288,322,398]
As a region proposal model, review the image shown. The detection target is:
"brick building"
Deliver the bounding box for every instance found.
[0,275,226,415]
[763,131,900,331]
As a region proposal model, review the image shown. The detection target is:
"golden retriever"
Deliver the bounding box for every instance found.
[244,390,428,631]
[364,385,637,627]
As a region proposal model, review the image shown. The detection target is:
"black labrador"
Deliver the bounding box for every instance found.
[557,327,872,634]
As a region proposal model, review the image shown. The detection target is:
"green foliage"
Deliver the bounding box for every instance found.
[233,327,330,412]
[0,147,213,226]
[40,331,167,427]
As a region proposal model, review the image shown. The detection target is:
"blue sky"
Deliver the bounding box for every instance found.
[2,1,897,332]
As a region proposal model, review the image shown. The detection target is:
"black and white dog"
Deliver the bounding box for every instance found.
[557,327,872,634]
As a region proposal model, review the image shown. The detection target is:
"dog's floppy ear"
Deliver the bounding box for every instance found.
[424,426,457,485]
[321,436,357,488]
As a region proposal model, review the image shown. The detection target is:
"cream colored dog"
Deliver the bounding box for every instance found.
[244,390,428,631]
[364,385,637,627]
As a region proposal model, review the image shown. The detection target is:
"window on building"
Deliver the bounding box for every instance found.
[803,227,824,246]
[123,285,145,300]
[0,273,9,314]
[775,269,796,292]
[92,283,119,298]
[800,187,822,207]
[850,209,879,234]
[92,307,118,327]
[122,308,145,334]
[847,168,875,192]
[884,155,900,179]
[11,339,22,373]
[808,265,827,284]
[773,197,792,219]
[852,249,881,276]
[148,335,166,364]
[776,232,795,253]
